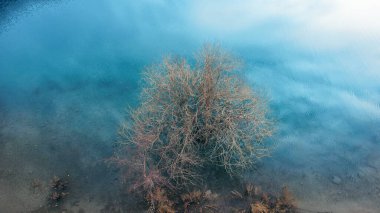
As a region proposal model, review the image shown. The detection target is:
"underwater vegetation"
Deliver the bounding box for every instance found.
[229,184,297,213]
[178,183,297,213]
[48,175,69,208]
[102,181,297,212]
[112,45,279,212]
[29,175,71,213]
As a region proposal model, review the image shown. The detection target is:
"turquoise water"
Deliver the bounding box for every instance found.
[1,1,380,212]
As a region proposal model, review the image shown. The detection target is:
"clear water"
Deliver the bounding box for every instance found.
[1,1,380,212]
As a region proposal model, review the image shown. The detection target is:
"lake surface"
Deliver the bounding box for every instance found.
[1,1,380,212]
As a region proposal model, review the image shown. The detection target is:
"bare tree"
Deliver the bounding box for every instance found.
[116,44,273,198]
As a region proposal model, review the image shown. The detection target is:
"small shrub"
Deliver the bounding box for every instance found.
[116,44,273,200]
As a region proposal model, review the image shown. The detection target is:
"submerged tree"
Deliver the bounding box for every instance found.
[116,45,273,198]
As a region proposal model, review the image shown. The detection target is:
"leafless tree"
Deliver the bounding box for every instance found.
[116,44,273,198]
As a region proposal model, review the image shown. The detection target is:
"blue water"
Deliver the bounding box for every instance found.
[1,1,380,212]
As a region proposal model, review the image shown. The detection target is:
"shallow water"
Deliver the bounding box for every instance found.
[1,1,380,212]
